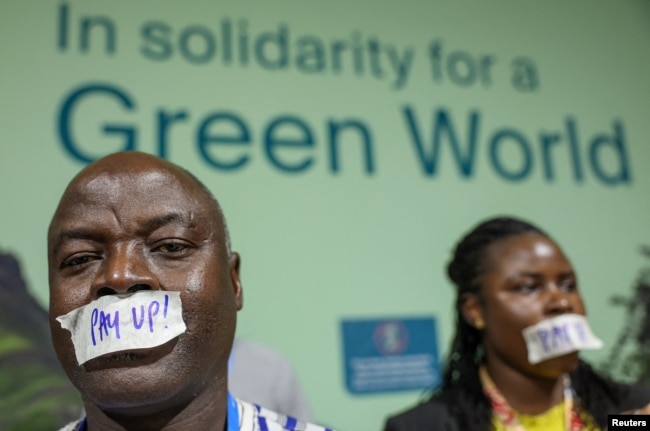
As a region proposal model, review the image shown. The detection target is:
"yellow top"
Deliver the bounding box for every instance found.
[491,403,599,431]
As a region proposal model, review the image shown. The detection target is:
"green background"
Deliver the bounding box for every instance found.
[1,1,649,430]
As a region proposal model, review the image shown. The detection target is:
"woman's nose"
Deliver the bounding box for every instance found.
[545,286,573,315]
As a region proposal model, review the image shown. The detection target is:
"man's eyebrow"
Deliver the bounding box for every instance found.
[51,228,103,256]
[51,213,188,255]
[137,212,188,233]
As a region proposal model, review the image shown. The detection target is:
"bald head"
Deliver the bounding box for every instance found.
[49,151,230,257]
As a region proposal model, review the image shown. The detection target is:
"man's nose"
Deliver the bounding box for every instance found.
[91,246,158,297]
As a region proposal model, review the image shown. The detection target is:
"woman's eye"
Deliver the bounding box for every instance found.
[560,279,577,291]
[515,283,538,294]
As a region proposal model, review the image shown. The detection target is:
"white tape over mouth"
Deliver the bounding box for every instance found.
[56,291,187,365]
[522,314,603,365]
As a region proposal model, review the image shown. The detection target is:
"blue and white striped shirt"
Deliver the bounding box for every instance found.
[57,395,335,431]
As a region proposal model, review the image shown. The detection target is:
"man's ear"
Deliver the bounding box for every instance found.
[229,252,243,311]
[460,293,485,330]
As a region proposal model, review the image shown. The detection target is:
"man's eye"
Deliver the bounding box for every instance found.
[155,242,188,253]
[61,255,94,269]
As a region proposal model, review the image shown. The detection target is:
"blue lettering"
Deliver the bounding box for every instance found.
[157,109,189,159]
[53,84,633,188]
[100,311,120,341]
[447,51,476,87]
[148,301,160,333]
[488,129,533,181]
[296,36,326,73]
[179,25,216,64]
[197,112,251,170]
[264,116,314,173]
[565,118,585,183]
[58,3,69,51]
[140,21,173,61]
[58,83,136,164]
[540,132,560,181]
[327,119,375,174]
[402,106,479,178]
[91,308,99,346]
[255,25,289,70]
[80,16,116,55]
[588,121,632,186]
[550,324,570,349]
[132,305,145,330]
[106,311,120,340]
[537,329,550,352]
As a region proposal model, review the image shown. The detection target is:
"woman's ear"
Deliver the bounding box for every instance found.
[460,293,485,330]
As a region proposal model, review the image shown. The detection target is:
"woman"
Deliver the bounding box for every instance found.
[383,216,650,431]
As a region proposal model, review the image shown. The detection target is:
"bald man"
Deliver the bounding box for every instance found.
[48,152,332,431]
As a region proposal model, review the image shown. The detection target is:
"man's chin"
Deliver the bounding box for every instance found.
[82,338,177,372]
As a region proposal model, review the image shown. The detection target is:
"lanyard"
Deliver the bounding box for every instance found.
[77,393,239,431]
[227,392,240,431]
[479,366,583,431]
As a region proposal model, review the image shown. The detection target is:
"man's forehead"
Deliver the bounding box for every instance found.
[73,168,178,195]
[77,154,183,185]
[65,153,207,200]
[51,153,220,231]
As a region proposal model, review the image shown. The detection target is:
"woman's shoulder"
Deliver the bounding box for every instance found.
[382,393,458,431]
[617,381,650,411]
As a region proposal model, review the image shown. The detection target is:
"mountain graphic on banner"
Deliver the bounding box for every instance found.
[0,251,82,430]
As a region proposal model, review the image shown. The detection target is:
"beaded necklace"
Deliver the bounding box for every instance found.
[479,366,583,431]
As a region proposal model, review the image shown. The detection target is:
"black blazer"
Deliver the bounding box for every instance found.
[383,384,650,431]
[383,393,458,431]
